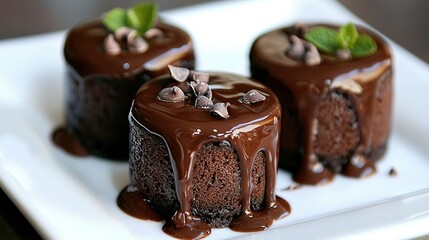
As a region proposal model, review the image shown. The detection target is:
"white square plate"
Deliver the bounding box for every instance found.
[1,0,429,239]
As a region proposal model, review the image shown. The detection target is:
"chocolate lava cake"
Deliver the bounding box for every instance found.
[56,3,195,159]
[250,23,393,185]
[118,67,290,239]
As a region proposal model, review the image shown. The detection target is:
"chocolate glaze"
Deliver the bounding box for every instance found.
[64,20,195,78]
[120,72,290,238]
[58,19,195,159]
[250,24,393,185]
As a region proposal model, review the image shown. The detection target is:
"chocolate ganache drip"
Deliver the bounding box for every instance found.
[118,68,290,239]
[250,23,393,185]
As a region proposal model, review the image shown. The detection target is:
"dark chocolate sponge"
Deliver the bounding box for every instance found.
[129,117,266,227]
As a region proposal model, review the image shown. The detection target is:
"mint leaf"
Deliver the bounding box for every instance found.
[304,27,339,54]
[338,23,358,48]
[127,2,158,36]
[350,34,377,57]
[102,8,127,32]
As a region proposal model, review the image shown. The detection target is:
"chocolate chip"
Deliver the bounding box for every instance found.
[304,42,321,66]
[286,35,321,65]
[175,82,192,94]
[240,89,266,104]
[144,28,164,39]
[104,34,121,55]
[284,22,308,38]
[195,95,213,109]
[114,27,134,41]
[209,102,230,119]
[129,37,149,54]
[286,35,305,59]
[336,48,352,60]
[126,30,138,45]
[168,65,190,82]
[157,86,185,103]
[190,81,211,98]
[190,71,210,83]
[292,22,308,37]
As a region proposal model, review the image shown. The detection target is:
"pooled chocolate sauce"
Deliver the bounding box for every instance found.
[250,24,393,185]
[52,127,89,157]
[118,72,290,238]
[54,19,195,158]
[117,187,163,221]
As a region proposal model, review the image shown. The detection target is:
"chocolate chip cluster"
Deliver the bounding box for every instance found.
[157,66,267,119]
[103,27,163,55]
[285,23,321,66]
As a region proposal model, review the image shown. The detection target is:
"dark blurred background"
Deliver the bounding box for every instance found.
[0,0,428,62]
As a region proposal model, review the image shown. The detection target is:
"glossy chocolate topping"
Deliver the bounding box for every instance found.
[57,19,195,159]
[250,24,393,184]
[64,19,194,79]
[121,72,290,238]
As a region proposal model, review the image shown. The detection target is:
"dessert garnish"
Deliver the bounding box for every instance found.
[209,102,230,119]
[336,48,352,60]
[160,67,267,119]
[286,35,321,66]
[114,27,135,41]
[129,36,149,53]
[144,28,163,39]
[168,65,190,82]
[195,95,213,109]
[287,22,308,38]
[304,23,378,58]
[102,2,160,55]
[240,89,266,104]
[104,34,121,55]
[103,2,157,36]
[190,81,212,98]
[303,41,321,65]
[286,35,305,59]
[157,86,185,103]
[191,71,210,83]
[158,66,232,118]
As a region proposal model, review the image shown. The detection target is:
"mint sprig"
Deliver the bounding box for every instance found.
[350,35,378,57]
[304,27,339,54]
[338,23,358,48]
[103,8,127,31]
[304,23,377,58]
[102,2,158,36]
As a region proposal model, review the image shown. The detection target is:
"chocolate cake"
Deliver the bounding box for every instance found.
[118,67,290,239]
[54,3,195,159]
[250,23,393,185]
